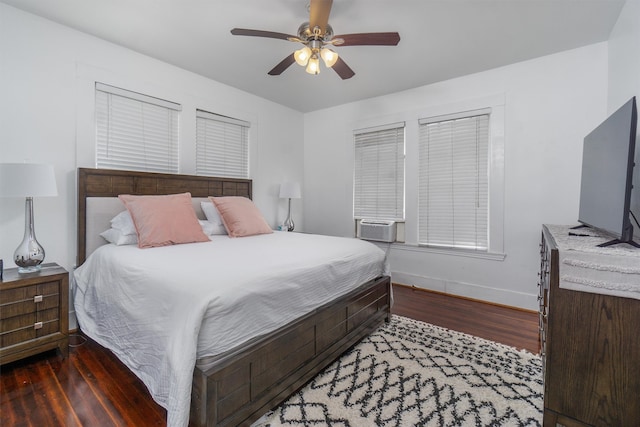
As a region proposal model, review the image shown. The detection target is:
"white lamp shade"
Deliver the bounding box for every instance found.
[320,48,339,68]
[279,182,301,199]
[294,46,312,66]
[0,163,58,198]
[305,55,320,75]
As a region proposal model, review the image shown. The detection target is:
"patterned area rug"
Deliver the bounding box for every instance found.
[254,315,543,427]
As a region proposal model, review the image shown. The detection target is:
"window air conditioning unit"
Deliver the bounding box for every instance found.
[358,220,396,243]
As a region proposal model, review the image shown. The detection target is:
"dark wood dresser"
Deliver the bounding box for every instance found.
[0,263,69,365]
[539,225,640,426]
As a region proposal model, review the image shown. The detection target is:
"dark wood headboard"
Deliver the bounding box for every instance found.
[77,168,252,265]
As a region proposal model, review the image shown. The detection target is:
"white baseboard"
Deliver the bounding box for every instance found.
[69,310,78,331]
[391,271,538,311]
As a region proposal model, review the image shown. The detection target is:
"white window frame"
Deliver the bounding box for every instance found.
[195,109,250,179]
[400,95,505,259]
[418,109,490,251]
[353,122,406,221]
[95,82,181,173]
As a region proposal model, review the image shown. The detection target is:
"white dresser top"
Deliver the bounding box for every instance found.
[546,224,640,300]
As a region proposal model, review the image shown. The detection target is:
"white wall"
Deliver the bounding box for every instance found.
[303,43,609,310]
[0,3,304,279]
[608,0,640,112]
[608,0,640,219]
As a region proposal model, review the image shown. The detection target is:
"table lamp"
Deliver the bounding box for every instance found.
[0,163,58,273]
[279,182,301,232]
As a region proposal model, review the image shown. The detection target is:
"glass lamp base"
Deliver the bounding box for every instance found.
[15,196,46,274]
[284,198,295,231]
[17,265,42,274]
[283,216,295,232]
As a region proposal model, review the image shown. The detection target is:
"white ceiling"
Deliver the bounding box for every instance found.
[2,0,626,113]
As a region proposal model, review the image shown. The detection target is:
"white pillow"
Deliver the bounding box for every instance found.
[100,228,138,245]
[200,201,227,235]
[200,201,223,225]
[110,210,136,236]
[198,220,227,236]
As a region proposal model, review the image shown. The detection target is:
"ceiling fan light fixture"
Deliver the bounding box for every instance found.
[294,46,312,66]
[305,54,320,75]
[320,47,338,68]
[230,0,400,79]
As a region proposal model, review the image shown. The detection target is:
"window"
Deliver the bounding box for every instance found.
[195,110,250,179]
[95,83,181,173]
[353,122,405,220]
[418,111,489,250]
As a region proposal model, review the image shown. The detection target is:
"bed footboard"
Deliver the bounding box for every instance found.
[189,275,391,427]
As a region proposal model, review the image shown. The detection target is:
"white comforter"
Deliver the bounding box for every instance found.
[73,232,387,427]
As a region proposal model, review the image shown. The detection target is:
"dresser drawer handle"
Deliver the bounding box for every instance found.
[34,322,43,330]
[34,295,43,303]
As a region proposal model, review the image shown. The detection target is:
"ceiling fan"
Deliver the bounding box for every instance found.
[230,0,400,79]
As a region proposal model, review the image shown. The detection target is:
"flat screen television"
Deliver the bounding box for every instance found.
[578,96,638,248]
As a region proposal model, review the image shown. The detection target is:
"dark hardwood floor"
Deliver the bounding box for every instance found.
[1,284,539,426]
[392,284,539,353]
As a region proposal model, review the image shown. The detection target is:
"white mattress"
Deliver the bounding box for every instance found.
[73,232,388,427]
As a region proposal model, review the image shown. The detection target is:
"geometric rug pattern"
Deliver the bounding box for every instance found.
[255,315,543,427]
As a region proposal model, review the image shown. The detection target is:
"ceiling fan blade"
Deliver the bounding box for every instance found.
[332,57,355,80]
[333,32,401,46]
[309,0,333,34]
[268,53,296,76]
[231,28,296,41]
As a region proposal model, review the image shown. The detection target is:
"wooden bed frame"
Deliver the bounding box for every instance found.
[76,168,391,427]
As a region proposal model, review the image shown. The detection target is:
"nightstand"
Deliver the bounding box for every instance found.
[0,262,69,365]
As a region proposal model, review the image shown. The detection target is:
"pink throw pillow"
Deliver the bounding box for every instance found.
[119,193,210,248]
[210,196,273,238]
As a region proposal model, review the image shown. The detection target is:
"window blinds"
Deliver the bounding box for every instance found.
[196,109,250,179]
[418,113,489,250]
[95,83,181,173]
[354,123,405,220]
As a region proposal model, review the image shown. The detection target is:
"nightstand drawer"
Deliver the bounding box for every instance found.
[0,281,59,305]
[0,282,60,321]
[0,319,61,348]
[1,312,36,333]
[0,305,60,333]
